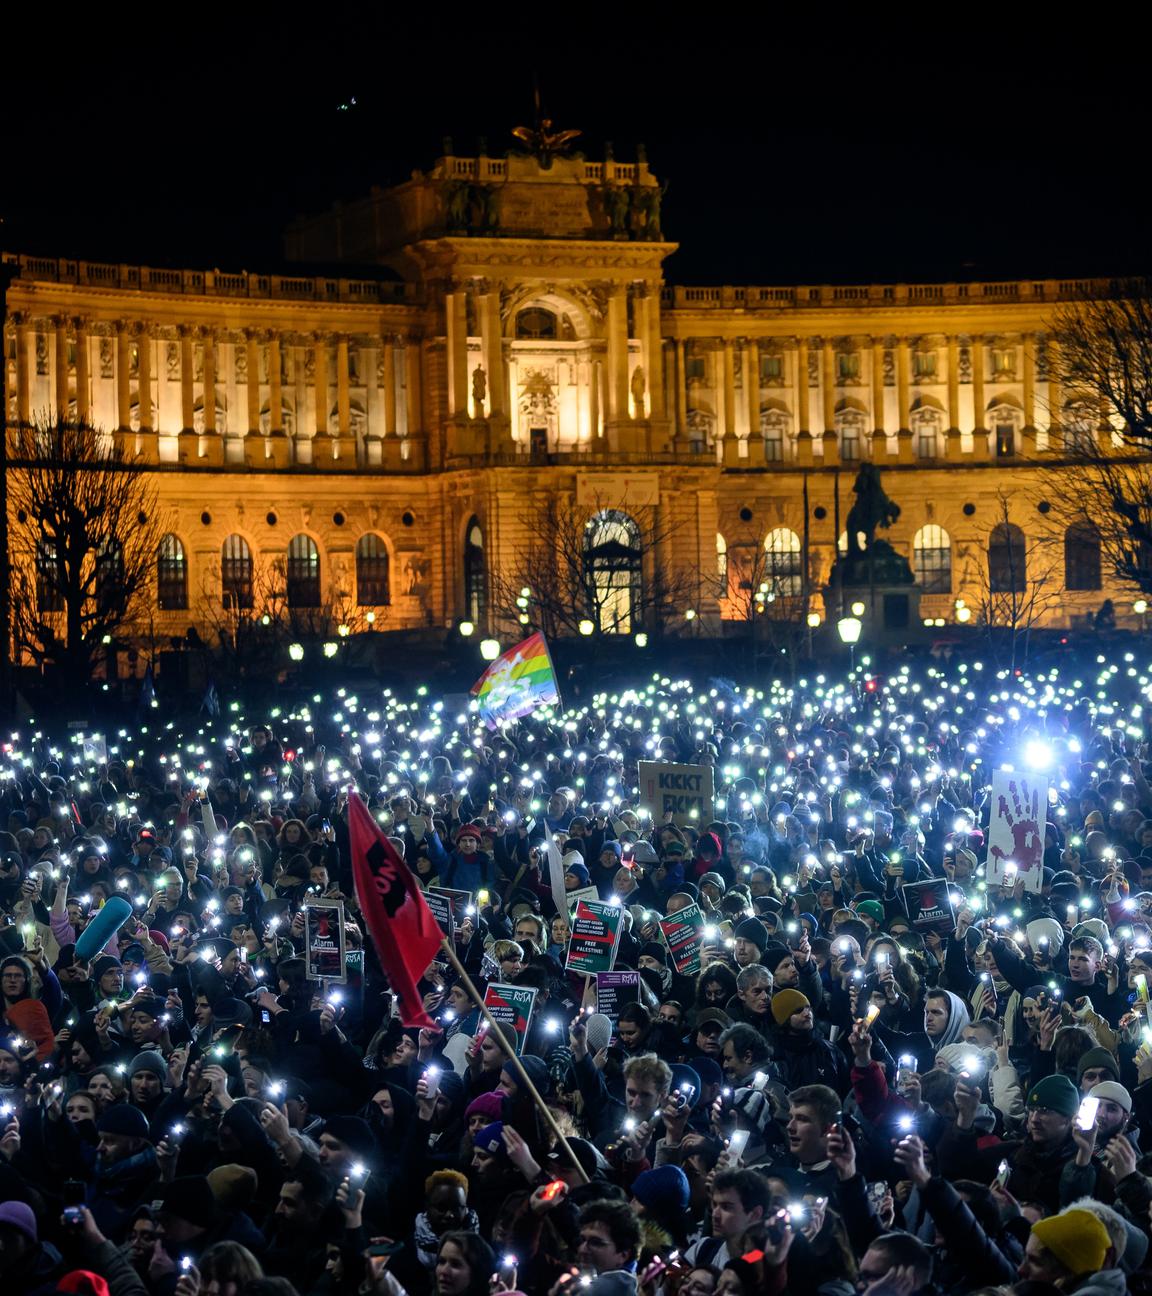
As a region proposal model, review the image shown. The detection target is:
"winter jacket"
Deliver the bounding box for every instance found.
[919,1175,1018,1291]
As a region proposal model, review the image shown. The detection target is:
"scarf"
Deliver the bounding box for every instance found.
[413,1208,481,1269]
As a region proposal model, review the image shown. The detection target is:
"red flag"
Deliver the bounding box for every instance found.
[348,792,442,1027]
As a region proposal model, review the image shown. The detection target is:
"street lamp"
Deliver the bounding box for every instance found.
[634,632,648,648]
[480,638,501,661]
[806,612,821,628]
[288,643,304,662]
[459,620,475,637]
[578,619,595,636]
[322,642,338,659]
[838,614,862,676]
[850,600,865,617]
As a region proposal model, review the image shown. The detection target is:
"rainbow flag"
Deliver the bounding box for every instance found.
[470,631,560,728]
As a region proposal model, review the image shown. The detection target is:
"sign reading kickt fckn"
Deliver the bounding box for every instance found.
[637,761,715,825]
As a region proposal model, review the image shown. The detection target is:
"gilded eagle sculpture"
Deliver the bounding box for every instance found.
[512,85,581,169]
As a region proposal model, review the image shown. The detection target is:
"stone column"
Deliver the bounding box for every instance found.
[404,338,422,433]
[821,339,835,432]
[871,338,885,434]
[444,287,469,417]
[605,286,629,421]
[969,336,988,459]
[1047,338,1063,451]
[674,339,688,442]
[896,338,911,431]
[116,323,132,430]
[946,335,962,459]
[336,335,351,434]
[136,326,153,430]
[53,316,69,418]
[478,288,503,416]
[313,334,329,435]
[644,286,666,417]
[590,357,601,439]
[179,327,195,431]
[202,330,217,433]
[382,337,397,435]
[1022,333,1037,436]
[268,335,283,433]
[245,331,261,434]
[795,339,810,433]
[13,313,30,427]
[74,317,90,423]
[721,339,736,440]
[744,338,758,439]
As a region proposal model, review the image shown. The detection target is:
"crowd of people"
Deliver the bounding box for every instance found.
[3,656,1152,1296]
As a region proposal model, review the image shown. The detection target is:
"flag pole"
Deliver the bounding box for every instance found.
[437,935,590,1185]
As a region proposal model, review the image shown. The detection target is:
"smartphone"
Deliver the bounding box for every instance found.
[63,1180,85,1207]
[423,1067,441,1100]
[676,1082,696,1108]
[866,1181,887,1210]
[365,1242,405,1258]
[540,1179,566,1201]
[727,1129,751,1162]
[1077,1095,1100,1131]
[995,1158,1011,1189]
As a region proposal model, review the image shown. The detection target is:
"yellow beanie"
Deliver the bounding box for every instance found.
[1031,1208,1110,1276]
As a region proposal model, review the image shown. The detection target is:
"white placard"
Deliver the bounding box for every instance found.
[985,770,1048,893]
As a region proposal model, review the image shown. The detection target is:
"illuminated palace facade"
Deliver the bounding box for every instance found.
[1,146,1127,658]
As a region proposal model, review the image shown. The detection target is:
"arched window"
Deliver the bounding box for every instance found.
[716,533,728,581]
[464,518,487,624]
[36,539,63,612]
[157,534,188,610]
[221,535,253,611]
[357,535,391,606]
[913,525,952,594]
[515,308,557,340]
[584,510,642,633]
[286,534,321,608]
[1065,521,1102,591]
[95,539,123,610]
[988,522,1027,594]
[763,527,803,597]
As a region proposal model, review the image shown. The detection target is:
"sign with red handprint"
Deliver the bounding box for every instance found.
[985,771,1048,893]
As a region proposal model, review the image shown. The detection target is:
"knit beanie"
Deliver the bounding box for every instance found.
[321,1115,377,1159]
[159,1176,217,1229]
[1077,1046,1120,1085]
[90,955,121,982]
[632,1164,690,1216]
[474,1120,506,1156]
[207,1164,259,1212]
[1090,1080,1132,1114]
[759,944,793,975]
[96,1105,149,1139]
[1031,1209,1111,1276]
[640,941,668,967]
[1027,1074,1080,1118]
[437,1070,466,1105]
[127,1051,167,1080]
[1072,918,1110,945]
[733,917,769,954]
[770,989,810,1027]
[1026,917,1065,953]
[501,1054,550,1095]
[465,1092,504,1124]
[855,900,885,924]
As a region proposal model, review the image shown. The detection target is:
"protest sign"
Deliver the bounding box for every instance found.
[424,889,455,941]
[565,899,624,975]
[483,982,538,1054]
[596,971,640,1022]
[344,949,365,1013]
[985,771,1048,893]
[429,886,474,932]
[566,885,601,912]
[637,761,715,825]
[304,898,346,982]
[901,879,957,935]
[659,903,706,975]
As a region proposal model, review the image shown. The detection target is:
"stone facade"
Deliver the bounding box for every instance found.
[1,147,1130,655]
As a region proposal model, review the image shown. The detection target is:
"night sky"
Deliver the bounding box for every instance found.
[1,21,1143,287]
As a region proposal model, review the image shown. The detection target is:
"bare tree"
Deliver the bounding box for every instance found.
[489,495,698,639]
[6,416,169,686]
[197,555,378,682]
[720,531,808,666]
[1045,282,1152,594]
[964,491,1062,670]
